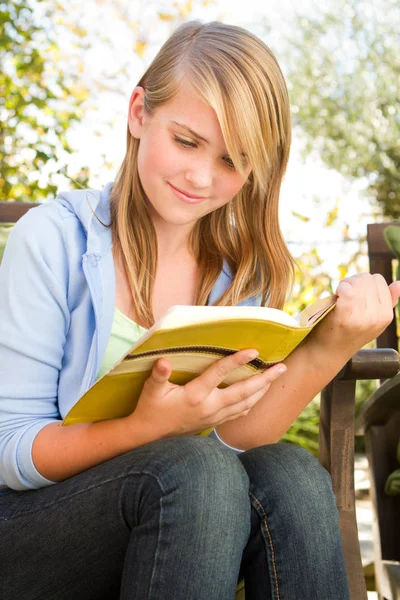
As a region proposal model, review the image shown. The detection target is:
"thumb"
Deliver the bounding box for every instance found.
[150,358,172,384]
[335,279,355,300]
[389,281,400,308]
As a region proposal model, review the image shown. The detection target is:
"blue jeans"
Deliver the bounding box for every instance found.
[0,437,350,599]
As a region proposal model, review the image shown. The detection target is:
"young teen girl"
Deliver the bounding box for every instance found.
[0,20,399,600]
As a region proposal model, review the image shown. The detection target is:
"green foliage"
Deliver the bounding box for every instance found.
[280,397,320,456]
[355,378,377,420]
[0,0,91,201]
[286,0,400,217]
[0,224,14,263]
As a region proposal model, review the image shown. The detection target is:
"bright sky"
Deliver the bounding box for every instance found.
[45,0,373,282]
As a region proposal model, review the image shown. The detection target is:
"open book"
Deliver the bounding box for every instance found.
[63,295,336,426]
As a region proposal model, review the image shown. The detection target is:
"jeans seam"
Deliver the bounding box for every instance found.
[249,490,281,600]
[1,469,167,521]
[148,492,164,599]
[117,470,167,525]
[117,472,179,599]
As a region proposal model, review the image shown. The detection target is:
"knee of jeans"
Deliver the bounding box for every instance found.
[240,443,335,513]
[167,436,249,491]
[151,436,250,514]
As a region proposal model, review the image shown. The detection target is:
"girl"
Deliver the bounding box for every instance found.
[0,20,398,600]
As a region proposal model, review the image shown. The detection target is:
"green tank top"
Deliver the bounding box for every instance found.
[96,307,147,381]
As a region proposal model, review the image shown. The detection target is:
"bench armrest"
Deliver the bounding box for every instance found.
[337,348,400,381]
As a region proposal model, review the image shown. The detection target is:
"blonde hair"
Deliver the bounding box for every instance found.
[110,20,296,328]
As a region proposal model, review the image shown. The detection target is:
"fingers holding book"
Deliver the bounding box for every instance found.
[184,348,262,398]
[211,361,288,424]
[307,274,400,361]
[128,350,287,439]
[185,349,287,424]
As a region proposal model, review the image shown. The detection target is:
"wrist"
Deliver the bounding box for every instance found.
[303,334,355,377]
[119,413,166,449]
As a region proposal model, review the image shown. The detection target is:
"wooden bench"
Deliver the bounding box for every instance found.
[354,223,400,600]
[2,200,400,600]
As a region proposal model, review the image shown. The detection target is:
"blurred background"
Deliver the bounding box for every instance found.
[1,0,399,454]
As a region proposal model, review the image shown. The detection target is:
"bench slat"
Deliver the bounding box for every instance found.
[0,202,39,223]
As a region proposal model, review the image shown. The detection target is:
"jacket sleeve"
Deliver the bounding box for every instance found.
[0,205,70,490]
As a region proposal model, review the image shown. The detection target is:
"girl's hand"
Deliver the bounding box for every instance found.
[307,273,400,360]
[124,350,287,439]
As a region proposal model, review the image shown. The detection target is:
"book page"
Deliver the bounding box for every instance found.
[153,305,299,330]
[122,305,299,357]
[297,295,336,326]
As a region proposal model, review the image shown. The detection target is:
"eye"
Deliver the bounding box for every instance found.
[223,156,235,170]
[173,136,197,148]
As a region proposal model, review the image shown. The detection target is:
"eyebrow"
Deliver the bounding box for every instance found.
[171,120,209,144]
[171,119,248,161]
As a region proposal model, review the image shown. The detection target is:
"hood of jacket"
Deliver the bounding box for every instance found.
[56,181,114,258]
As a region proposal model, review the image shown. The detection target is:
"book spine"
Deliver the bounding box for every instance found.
[126,345,268,370]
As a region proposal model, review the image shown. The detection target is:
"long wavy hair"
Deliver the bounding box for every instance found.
[110,20,296,329]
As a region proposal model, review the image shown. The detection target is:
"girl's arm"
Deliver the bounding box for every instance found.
[215,339,348,449]
[32,418,161,482]
[1,205,162,488]
[215,274,400,450]
[0,206,70,490]
[33,349,285,482]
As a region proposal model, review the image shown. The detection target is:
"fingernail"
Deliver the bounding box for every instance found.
[246,350,259,361]
[275,365,287,375]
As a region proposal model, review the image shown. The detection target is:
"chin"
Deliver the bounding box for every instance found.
[161,211,200,225]
[150,199,204,224]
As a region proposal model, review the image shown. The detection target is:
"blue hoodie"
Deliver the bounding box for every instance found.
[0,182,261,491]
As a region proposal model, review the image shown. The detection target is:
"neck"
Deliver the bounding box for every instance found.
[153,223,195,260]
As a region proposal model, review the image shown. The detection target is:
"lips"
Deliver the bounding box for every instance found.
[168,182,207,204]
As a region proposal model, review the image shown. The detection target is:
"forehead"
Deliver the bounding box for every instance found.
[155,84,224,141]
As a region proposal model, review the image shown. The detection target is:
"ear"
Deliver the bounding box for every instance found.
[128,86,146,139]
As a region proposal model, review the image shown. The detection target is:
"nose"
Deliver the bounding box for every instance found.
[184,159,214,189]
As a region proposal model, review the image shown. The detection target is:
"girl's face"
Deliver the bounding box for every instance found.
[128,83,252,230]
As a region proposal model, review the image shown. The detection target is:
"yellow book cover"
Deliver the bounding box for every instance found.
[63,295,336,426]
